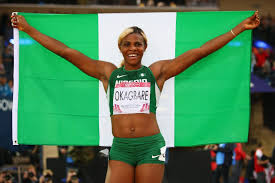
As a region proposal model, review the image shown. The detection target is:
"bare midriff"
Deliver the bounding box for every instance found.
[111,113,160,138]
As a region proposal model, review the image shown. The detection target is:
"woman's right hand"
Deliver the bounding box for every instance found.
[11,14,30,32]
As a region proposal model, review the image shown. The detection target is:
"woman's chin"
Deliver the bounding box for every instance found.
[125,58,141,66]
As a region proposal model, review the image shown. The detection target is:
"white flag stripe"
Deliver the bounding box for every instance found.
[98,13,176,146]
[99,81,113,146]
[12,24,19,145]
[157,77,175,147]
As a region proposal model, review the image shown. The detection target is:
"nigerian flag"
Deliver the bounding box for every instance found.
[12,11,252,147]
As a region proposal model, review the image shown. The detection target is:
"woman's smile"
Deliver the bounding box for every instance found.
[119,33,147,67]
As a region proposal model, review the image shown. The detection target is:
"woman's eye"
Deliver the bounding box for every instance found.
[122,42,130,47]
[135,42,142,46]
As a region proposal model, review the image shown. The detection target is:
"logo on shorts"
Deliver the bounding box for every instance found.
[152,146,166,162]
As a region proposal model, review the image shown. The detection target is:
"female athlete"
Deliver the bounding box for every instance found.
[11,11,260,183]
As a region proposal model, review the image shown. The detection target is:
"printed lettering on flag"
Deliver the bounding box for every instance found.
[113,81,151,114]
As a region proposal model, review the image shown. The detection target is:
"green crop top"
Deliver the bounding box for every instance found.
[107,65,161,116]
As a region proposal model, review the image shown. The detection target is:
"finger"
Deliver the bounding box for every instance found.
[251,12,257,19]
[11,17,17,21]
[11,22,18,27]
[250,10,259,21]
[11,16,16,22]
[255,10,260,19]
[12,23,18,28]
[11,12,17,18]
[11,20,17,25]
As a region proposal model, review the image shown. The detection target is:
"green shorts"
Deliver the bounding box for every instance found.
[109,133,166,166]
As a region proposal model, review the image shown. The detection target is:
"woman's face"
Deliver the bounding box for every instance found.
[119,33,147,67]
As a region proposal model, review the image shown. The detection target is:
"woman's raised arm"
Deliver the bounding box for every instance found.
[11,14,116,86]
[150,11,260,90]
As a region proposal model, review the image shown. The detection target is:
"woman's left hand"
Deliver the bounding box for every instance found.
[242,10,260,30]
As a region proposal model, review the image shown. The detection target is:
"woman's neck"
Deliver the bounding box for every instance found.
[124,64,142,71]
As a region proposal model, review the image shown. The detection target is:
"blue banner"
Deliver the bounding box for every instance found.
[0,97,26,151]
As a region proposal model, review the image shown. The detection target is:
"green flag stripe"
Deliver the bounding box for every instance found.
[17,13,100,145]
[175,11,252,146]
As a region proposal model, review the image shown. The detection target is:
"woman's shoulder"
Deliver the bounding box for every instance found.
[108,67,123,80]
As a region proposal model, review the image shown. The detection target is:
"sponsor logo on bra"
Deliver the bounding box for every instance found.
[115,79,148,85]
[117,74,127,78]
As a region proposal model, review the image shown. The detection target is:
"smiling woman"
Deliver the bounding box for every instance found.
[11,11,260,183]
[118,26,148,68]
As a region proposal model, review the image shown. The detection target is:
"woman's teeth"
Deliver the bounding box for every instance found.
[128,54,137,57]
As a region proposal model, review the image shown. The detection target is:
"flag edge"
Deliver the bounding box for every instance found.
[12,12,19,145]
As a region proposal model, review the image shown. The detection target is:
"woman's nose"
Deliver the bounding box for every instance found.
[129,44,137,50]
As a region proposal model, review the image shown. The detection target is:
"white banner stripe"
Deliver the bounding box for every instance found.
[12,13,19,145]
[98,12,176,146]
[157,77,175,147]
[99,82,113,146]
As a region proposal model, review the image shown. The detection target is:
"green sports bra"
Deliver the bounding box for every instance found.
[107,65,160,116]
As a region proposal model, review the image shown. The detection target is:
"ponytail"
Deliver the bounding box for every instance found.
[120,60,125,67]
